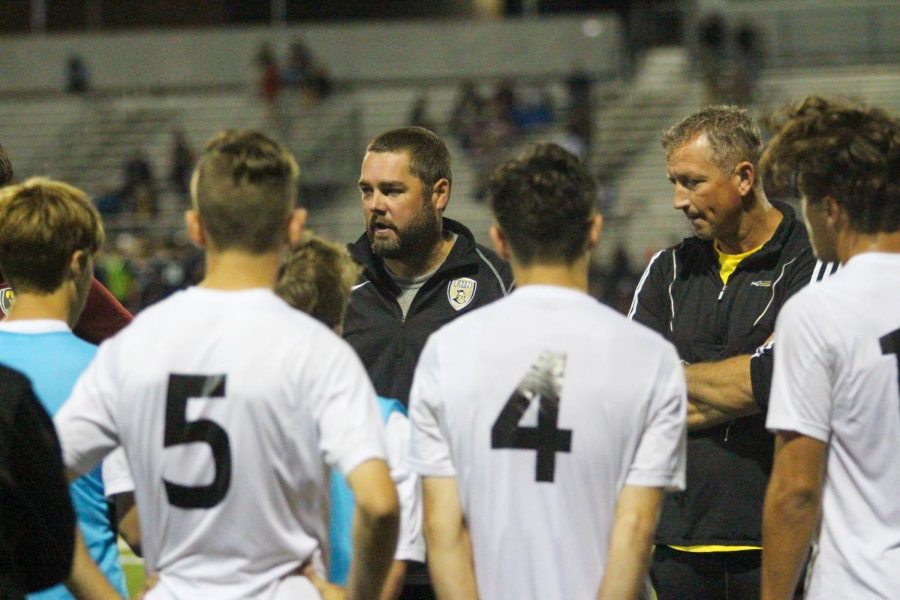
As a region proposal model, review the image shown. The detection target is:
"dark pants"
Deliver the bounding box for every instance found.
[398,561,436,600]
[651,546,761,600]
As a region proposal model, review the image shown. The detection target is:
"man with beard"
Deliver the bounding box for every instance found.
[344,127,512,599]
[344,127,514,409]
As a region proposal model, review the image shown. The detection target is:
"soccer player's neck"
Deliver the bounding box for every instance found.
[511,256,590,293]
[839,229,900,263]
[4,287,74,327]
[200,250,281,291]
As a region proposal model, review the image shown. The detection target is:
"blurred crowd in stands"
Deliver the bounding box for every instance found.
[92,228,640,318]
[697,14,762,106]
[51,40,643,316]
[257,40,333,108]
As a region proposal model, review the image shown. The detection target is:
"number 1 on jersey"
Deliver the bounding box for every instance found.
[880,327,900,399]
[491,351,572,483]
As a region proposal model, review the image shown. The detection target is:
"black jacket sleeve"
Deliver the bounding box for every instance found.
[749,253,821,411]
[627,249,672,336]
[0,367,76,594]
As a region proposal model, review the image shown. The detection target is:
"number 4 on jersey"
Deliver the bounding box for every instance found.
[491,351,572,483]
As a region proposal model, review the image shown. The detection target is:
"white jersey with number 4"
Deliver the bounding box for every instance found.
[768,253,900,599]
[55,288,387,600]
[408,285,687,600]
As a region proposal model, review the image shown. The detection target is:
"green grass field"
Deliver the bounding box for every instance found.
[118,538,145,597]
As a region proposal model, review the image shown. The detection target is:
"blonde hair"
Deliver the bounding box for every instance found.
[275,233,361,330]
[193,130,300,253]
[0,177,104,293]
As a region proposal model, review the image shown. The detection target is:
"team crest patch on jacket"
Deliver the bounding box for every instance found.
[447,278,477,311]
[0,287,14,316]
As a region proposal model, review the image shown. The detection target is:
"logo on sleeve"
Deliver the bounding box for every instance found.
[0,287,14,316]
[447,277,477,311]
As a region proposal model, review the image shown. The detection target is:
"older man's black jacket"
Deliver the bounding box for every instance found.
[628,200,818,546]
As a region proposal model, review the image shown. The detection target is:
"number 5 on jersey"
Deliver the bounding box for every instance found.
[164,373,232,509]
[491,351,572,483]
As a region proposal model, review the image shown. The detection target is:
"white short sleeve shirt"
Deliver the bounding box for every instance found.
[409,285,686,600]
[768,253,900,599]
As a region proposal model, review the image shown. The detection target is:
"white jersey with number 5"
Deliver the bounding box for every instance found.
[408,285,687,600]
[767,253,900,599]
[55,288,387,600]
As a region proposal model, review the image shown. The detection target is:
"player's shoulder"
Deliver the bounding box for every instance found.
[778,273,840,328]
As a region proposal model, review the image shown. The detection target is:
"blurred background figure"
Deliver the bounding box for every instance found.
[65,54,89,94]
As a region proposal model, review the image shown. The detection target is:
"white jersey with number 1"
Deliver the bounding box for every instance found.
[408,285,687,600]
[768,253,900,599]
[55,287,387,600]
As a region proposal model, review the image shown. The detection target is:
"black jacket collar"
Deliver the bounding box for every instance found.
[348,217,481,295]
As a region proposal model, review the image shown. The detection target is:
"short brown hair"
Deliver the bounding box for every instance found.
[367,126,452,190]
[193,130,299,253]
[489,143,596,265]
[275,233,361,330]
[662,106,763,181]
[0,177,104,293]
[762,96,900,234]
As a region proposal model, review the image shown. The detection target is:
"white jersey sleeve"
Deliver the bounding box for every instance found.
[102,448,135,498]
[625,344,687,491]
[766,294,833,442]
[55,339,122,475]
[312,342,388,477]
[407,337,455,478]
[384,411,425,562]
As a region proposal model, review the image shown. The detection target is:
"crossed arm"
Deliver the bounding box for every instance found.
[685,355,760,430]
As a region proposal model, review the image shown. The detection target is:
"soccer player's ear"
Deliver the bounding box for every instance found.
[823,196,845,229]
[588,214,604,250]
[287,208,308,248]
[185,210,206,248]
[68,250,87,278]
[490,224,512,261]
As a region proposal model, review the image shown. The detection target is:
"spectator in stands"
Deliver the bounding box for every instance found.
[564,64,594,162]
[448,81,486,155]
[121,151,157,218]
[697,14,727,105]
[65,55,89,94]
[565,63,592,114]
[473,80,520,200]
[168,128,195,203]
[515,85,554,132]
[408,94,436,133]
[256,44,282,106]
[489,80,519,139]
[731,23,762,105]
[282,40,332,106]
